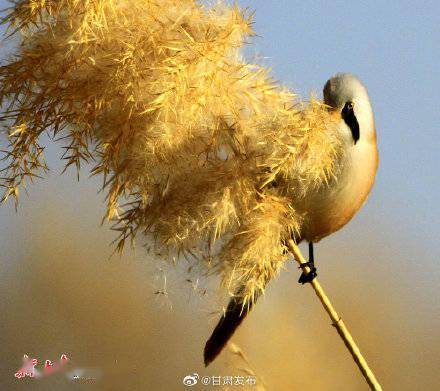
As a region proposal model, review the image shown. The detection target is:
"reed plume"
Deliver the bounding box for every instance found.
[0,0,342,305]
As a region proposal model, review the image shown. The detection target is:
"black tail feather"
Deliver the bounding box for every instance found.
[204,293,258,366]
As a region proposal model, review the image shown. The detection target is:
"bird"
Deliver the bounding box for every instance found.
[204,73,379,366]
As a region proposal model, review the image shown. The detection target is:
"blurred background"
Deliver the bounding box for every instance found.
[1,0,439,390]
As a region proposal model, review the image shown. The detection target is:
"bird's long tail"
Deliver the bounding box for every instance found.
[204,290,260,366]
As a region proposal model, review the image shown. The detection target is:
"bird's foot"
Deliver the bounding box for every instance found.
[298,262,317,284]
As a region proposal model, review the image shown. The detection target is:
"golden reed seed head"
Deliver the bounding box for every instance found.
[0,0,342,304]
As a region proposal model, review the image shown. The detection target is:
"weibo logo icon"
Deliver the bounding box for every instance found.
[182,373,199,386]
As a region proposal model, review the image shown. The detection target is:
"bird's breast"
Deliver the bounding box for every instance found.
[296,138,378,242]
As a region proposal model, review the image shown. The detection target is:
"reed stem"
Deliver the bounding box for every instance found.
[286,239,382,391]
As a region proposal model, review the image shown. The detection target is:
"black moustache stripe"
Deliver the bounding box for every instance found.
[342,105,360,144]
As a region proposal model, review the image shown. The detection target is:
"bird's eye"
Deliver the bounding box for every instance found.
[341,101,360,144]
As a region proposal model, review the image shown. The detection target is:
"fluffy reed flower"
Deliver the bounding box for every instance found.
[0,0,342,304]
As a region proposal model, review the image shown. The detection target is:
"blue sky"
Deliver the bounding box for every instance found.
[238,0,440,265]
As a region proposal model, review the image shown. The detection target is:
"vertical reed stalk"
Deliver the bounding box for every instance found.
[286,239,382,391]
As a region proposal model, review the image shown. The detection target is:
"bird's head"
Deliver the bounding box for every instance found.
[323,73,375,145]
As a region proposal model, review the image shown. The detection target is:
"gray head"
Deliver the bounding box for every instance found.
[323,73,375,144]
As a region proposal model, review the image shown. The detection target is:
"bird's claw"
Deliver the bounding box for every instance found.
[298,262,317,284]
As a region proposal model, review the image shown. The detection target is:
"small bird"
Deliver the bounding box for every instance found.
[204,73,379,366]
